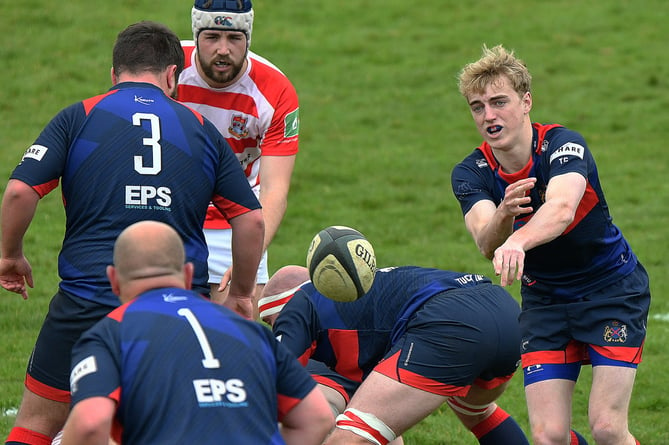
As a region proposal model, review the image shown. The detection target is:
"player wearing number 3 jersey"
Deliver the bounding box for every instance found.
[60,221,332,445]
[0,21,264,445]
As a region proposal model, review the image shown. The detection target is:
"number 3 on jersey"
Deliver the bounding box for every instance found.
[133,112,162,175]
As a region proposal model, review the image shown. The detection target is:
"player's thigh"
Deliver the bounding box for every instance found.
[589,365,636,424]
[461,380,510,406]
[525,378,575,437]
[345,371,446,436]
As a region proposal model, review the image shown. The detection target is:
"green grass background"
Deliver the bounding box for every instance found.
[1,1,667,443]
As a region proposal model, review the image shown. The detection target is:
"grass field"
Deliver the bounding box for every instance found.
[1,0,667,443]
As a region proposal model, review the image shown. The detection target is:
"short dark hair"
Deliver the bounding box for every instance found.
[112,21,185,78]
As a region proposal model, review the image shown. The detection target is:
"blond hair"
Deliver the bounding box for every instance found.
[458,44,532,99]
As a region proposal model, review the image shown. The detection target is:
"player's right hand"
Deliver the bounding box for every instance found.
[500,177,536,218]
[0,257,34,299]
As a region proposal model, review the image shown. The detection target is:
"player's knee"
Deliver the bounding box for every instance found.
[335,408,396,445]
[590,415,629,444]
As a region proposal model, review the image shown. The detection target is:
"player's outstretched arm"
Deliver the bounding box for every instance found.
[493,172,585,285]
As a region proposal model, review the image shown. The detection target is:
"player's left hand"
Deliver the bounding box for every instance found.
[492,241,525,286]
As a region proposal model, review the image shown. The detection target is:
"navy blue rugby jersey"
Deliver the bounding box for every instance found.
[70,288,315,444]
[10,82,260,306]
[451,123,637,298]
[272,266,493,383]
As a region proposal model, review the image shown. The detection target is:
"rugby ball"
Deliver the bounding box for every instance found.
[306,226,376,302]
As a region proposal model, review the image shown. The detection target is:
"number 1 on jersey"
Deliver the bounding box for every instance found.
[177,308,221,369]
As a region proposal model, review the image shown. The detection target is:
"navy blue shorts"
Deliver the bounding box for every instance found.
[521,262,650,384]
[26,290,116,402]
[375,283,522,397]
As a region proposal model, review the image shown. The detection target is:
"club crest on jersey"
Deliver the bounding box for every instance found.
[603,321,627,343]
[475,158,488,168]
[228,114,249,139]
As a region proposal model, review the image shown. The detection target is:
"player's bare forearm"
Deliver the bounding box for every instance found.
[1,179,40,258]
[228,209,264,295]
[258,154,294,251]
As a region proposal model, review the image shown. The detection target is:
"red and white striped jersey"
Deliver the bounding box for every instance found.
[178,41,300,229]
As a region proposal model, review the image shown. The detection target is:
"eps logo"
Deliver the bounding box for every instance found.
[125,185,172,207]
[192,378,247,407]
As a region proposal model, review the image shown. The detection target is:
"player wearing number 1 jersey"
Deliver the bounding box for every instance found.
[0,21,264,445]
[60,221,332,445]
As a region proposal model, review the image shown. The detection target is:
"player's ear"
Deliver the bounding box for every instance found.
[107,265,121,296]
[165,64,178,96]
[110,66,118,86]
[183,262,194,290]
[522,91,532,114]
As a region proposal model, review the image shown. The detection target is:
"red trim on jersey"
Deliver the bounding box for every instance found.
[6,427,52,445]
[107,302,131,322]
[563,183,599,235]
[82,90,117,115]
[204,207,233,229]
[329,330,363,382]
[109,385,122,403]
[311,374,351,404]
[277,393,302,421]
[477,123,563,171]
[298,341,317,366]
[210,195,256,221]
[111,417,123,445]
[471,406,510,439]
[178,84,260,118]
[374,351,469,397]
[32,179,60,198]
[25,374,70,403]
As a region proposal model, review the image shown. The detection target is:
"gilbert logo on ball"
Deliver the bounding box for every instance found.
[306,226,376,302]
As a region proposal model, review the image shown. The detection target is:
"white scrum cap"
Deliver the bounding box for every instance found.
[191,0,254,45]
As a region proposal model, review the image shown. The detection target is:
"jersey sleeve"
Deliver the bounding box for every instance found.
[261,83,299,156]
[272,291,319,366]
[69,318,122,406]
[250,57,300,157]
[10,102,86,197]
[450,151,496,215]
[543,127,591,179]
[271,333,318,420]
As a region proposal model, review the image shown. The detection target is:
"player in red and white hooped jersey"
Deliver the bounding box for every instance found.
[178,0,300,319]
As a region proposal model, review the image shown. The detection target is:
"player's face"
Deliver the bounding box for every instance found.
[466,75,532,152]
[196,30,248,88]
